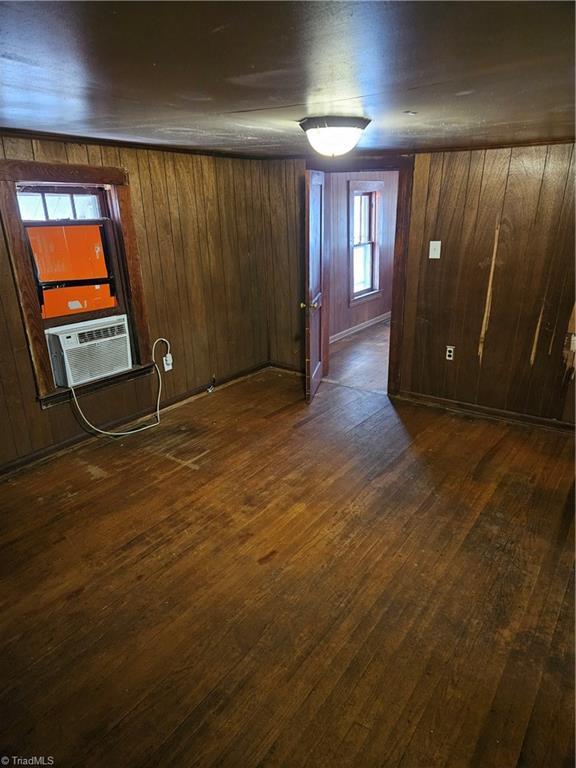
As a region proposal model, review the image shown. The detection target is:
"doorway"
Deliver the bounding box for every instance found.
[303,157,413,403]
[323,169,398,395]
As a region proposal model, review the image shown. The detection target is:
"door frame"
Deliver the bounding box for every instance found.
[305,154,414,396]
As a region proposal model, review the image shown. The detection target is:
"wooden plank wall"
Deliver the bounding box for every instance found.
[2,136,571,470]
[0,135,305,470]
[326,170,398,337]
[399,142,575,424]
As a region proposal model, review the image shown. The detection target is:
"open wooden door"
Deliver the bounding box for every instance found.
[304,170,325,402]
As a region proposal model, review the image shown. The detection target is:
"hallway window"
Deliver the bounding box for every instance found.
[351,191,377,297]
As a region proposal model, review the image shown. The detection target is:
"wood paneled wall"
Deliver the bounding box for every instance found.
[399,143,575,424]
[0,135,304,471]
[2,136,572,470]
[326,171,398,337]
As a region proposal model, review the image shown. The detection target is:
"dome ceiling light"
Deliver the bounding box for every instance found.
[299,116,371,157]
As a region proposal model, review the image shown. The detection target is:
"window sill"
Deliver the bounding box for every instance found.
[349,289,382,307]
[38,363,155,409]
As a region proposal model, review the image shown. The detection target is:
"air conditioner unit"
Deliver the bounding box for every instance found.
[45,314,132,388]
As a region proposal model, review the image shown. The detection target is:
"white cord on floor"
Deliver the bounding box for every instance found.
[70,337,171,437]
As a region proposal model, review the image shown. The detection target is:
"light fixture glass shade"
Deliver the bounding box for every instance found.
[300,116,371,157]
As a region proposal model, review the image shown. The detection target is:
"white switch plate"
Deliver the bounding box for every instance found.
[429,240,441,259]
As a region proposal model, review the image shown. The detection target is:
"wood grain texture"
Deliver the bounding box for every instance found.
[0,370,573,767]
[265,160,306,369]
[2,134,573,471]
[0,135,304,471]
[0,158,127,185]
[0,3,572,155]
[0,180,52,396]
[326,320,390,394]
[399,142,575,425]
[386,155,414,396]
[476,146,548,407]
[326,171,398,337]
[398,154,430,392]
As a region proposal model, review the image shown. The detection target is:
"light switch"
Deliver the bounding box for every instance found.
[429,240,441,259]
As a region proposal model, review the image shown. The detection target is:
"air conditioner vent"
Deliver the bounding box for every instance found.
[45,314,132,387]
[65,337,130,385]
[78,324,125,344]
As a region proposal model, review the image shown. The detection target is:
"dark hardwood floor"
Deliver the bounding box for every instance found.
[0,368,573,768]
[326,321,390,394]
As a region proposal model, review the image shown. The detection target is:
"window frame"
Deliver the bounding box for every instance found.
[17,184,107,223]
[0,160,151,399]
[19,184,127,326]
[348,180,385,306]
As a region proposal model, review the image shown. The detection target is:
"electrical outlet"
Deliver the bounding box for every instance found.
[446,346,455,361]
[163,353,173,371]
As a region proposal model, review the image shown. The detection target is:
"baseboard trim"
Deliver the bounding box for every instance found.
[6,364,571,477]
[391,390,575,433]
[329,312,390,344]
[0,361,274,478]
[268,360,304,374]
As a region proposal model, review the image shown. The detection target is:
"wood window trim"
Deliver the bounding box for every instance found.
[0,159,151,399]
[348,180,385,307]
[349,287,383,306]
[0,160,128,186]
[39,363,156,409]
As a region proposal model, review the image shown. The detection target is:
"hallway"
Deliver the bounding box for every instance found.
[324,321,390,394]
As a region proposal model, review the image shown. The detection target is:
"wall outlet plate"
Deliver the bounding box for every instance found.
[446,345,455,361]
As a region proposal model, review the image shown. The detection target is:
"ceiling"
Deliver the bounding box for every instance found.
[0,1,573,156]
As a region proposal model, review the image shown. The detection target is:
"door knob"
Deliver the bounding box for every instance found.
[311,302,319,310]
[299,301,307,309]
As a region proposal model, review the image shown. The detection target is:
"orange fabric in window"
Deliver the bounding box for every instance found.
[27,225,108,282]
[42,285,116,319]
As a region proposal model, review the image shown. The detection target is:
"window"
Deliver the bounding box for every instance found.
[17,189,102,222]
[352,192,376,295]
[349,181,383,304]
[27,224,117,319]
[17,185,120,321]
[0,159,151,398]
